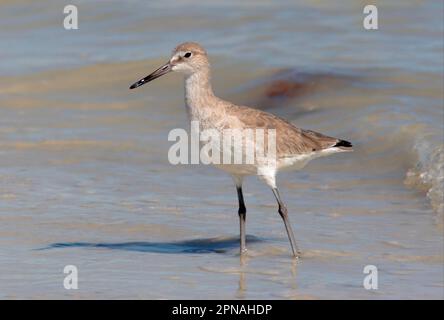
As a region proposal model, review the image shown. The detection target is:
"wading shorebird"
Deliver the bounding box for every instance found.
[129,42,352,258]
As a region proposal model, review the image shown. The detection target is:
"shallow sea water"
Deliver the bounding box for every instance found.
[0,1,443,299]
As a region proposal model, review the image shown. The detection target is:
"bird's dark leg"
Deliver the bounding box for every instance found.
[272,188,300,258]
[236,186,247,254]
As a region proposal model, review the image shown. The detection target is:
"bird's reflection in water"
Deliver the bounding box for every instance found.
[236,255,249,299]
[289,256,299,291]
[235,252,300,298]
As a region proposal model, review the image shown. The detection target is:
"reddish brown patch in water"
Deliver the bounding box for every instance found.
[265,80,314,98]
[230,69,357,111]
[251,69,356,110]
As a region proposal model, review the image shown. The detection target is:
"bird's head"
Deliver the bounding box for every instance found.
[129,42,209,89]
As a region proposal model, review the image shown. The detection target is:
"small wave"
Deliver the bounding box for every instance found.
[302,249,354,259]
[0,140,136,151]
[382,253,443,264]
[405,142,444,223]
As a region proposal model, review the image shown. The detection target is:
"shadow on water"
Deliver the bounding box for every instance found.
[41,236,263,254]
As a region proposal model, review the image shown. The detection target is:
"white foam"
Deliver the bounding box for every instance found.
[405,143,444,222]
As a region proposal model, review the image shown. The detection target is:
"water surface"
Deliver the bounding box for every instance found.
[0,0,443,299]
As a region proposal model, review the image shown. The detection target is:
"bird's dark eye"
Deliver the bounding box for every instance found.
[184,52,192,58]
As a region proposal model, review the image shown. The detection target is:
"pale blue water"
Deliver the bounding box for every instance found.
[0,0,442,299]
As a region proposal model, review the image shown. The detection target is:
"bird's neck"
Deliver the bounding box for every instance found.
[184,69,217,119]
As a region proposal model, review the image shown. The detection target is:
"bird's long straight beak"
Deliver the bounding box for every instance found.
[129,62,172,89]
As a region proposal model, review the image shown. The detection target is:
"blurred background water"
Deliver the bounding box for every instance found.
[0,0,443,299]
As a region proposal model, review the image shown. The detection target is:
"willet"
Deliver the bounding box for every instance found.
[130,42,352,257]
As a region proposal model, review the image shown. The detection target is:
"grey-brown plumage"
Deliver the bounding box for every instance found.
[225,104,352,156]
[130,42,353,258]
